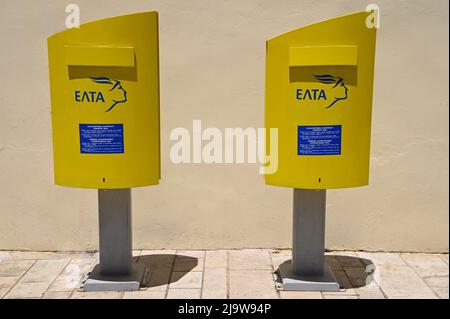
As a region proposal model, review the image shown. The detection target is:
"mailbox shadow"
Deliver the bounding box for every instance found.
[289,66,357,86]
[68,65,137,81]
[275,254,375,289]
[68,52,138,81]
[136,254,198,289]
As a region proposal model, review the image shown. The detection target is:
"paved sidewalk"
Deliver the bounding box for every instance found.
[0,250,448,299]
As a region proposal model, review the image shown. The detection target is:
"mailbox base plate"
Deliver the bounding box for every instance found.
[82,263,147,292]
[279,263,340,291]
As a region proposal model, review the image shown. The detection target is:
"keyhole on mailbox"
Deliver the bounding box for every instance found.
[102,178,106,182]
[318,178,321,183]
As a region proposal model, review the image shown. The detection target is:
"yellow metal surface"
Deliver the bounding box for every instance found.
[48,12,160,189]
[65,46,135,67]
[289,46,358,67]
[264,12,377,189]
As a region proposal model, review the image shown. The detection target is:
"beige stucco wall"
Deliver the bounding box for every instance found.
[0,0,448,252]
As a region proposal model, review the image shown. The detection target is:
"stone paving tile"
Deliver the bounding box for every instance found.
[167,289,201,299]
[344,266,371,288]
[10,251,97,260]
[0,259,35,277]
[140,249,176,256]
[42,291,72,299]
[5,282,50,299]
[139,252,175,270]
[71,290,123,299]
[377,265,437,299]
[145,268,172,291]
[202,267,227,299]
[229,270,278,299]
[401,253,449,277]
[0,277,17,298]
[357,252,406,266]
[321,270,358,297]
[205,250,227,268]
[0,251,12,262]
[333,252,364,268]
[424,276,449,299]
[48,258,96,292]
[123,290,166,299]
[0,289,8,299]
[332,270,355,291]
[20,259,70,283]
[5,259,70,299]
[1,250,448,299]
[424,276,449,288]
[174,256,204,272]
[432,287,449,299]
[270,250,291,270]
[279,291,322,299]
[270,256,289,272]
[323,294,359,299]
[169,271,203,289]
[229,249,272,270]
[325,255,343,271]
[176,250,206,259]
[355,286,386,299]
[322,290,358,298]
[271,250,291,257]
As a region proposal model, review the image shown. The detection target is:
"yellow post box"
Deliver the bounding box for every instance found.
[264,12,377,291]
[48,11,160,189]
[47,12,160,291]
[264,11,377,189]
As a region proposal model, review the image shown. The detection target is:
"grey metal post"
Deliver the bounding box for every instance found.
[83,188,146,292]
[98,188,132,274]
[292,188,326,275]
[279,188,339,291]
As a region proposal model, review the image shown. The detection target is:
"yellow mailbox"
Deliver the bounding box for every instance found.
[264,12,377,189]
[48,12,160,189]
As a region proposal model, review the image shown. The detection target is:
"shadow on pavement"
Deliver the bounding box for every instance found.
[275,255,375,289]
[136,254,197,289]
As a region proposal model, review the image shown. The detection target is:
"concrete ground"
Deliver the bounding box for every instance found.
[0,249,448,299]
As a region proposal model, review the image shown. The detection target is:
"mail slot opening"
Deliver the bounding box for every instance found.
[289,65,357,86]
[68,65,137,82]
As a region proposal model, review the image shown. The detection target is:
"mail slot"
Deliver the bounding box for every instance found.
[47,12,160,188]
[264,12,377,189]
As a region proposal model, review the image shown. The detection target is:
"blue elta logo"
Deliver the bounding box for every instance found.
[295,74,349,109]
[314,74,348,109]
[74,77,128,112]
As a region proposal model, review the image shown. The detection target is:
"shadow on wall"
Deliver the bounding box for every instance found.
[275,255,376,289]
[135,254,198,289]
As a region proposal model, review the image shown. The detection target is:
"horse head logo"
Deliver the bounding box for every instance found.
[90,76,127,112]
[314,74,348,109]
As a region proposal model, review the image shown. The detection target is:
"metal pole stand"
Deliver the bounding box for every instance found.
[83,189,147,291]
[279,189,340,291]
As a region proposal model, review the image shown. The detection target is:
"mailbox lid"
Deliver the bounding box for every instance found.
[289,46,358,67]
[64,45,136,67]
[264,12,377,189]
[48,12,160,189]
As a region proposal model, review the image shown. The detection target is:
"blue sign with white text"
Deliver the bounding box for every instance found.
[297,125,341,155]
[79,124,124,154]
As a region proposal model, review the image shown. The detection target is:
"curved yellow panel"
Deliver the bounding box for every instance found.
[48,12,160,189]
[264,12,377,189]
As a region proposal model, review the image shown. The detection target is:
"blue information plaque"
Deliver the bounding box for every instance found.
[297,125,341,156]
[79,124,124,154]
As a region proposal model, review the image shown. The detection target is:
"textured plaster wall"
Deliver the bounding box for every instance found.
[0,0,448,252]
